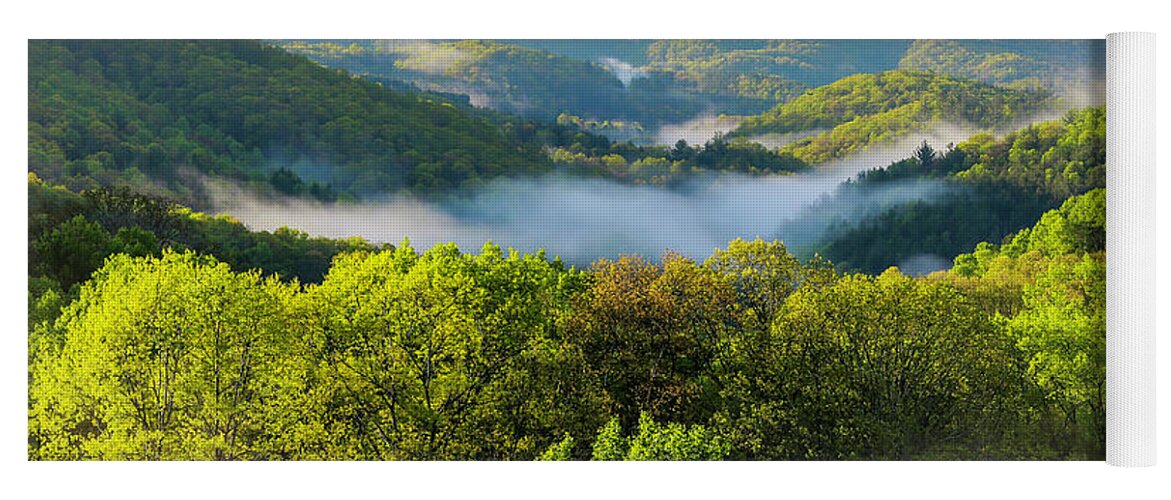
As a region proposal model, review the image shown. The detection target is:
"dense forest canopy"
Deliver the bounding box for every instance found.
[29,40,552,201]
[28,39,1107,461]
[28,191,1106,459]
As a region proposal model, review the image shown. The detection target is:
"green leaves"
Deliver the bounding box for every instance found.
[537,434,576,461]
[276,242,598,459]
[31,215,118,291]
[29,40,551,201]
[935,188,1106,459]
[563,253,738,429]
[732,70,1048,163]
[713,270,1020,459]
[1008,254,1106,458]
[30,250,292,460]
[626,413,730,461]
[27,225,1105,460]
[583,414,729,461]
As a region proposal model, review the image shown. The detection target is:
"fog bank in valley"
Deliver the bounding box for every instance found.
[651,114,743,146]
[211,132,977,267]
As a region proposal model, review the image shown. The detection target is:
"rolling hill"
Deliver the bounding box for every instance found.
[729,69,1050,163]
[29,39,552,203]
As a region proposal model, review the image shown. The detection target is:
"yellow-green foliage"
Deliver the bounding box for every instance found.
[30,251,295,460]
[732,70,1047,163]
[955,107,1106,199]
[932,189,1106,458]
[28,223,1106,460]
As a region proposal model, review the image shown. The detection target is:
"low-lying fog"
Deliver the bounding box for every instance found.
[210,130,982,269]
[214,50,1104,272]
[651,115,743,146]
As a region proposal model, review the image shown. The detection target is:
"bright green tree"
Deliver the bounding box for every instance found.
[559,414,728,461]
[30,251,293,460]
[1008,254,1106,459]
[281,242,600,460]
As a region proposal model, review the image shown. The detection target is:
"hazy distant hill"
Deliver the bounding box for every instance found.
[281,39,1094,148]
[281,39,916,125]
[641,40,912,106]
[898,39,1105,94]
[280,39,708,127]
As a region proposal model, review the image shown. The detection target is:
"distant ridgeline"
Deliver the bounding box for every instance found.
[640,39,911,110]
[899,39,1105,92]
[280,39,755,126]
[282,40,696,125]
[281,39,1094,140]
[813,106,1105,274]
[278,39,919,126]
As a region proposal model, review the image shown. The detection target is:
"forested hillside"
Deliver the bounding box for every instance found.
[817,106,1104,274]
[28,173,374,322]
[281,40,920,132]
[29,40,552,201]
[731,70,1049,163]
[281,40,709,127]
[31,39,821,204]
[899,39,1104,92]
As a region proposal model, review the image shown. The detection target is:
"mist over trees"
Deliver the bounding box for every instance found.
[28,40,552,202]
[27,39,1106,461]
[28,191,1106,459]
[816,106,1105,274]
[28,156,1107,460]
[730,70,1050,163]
